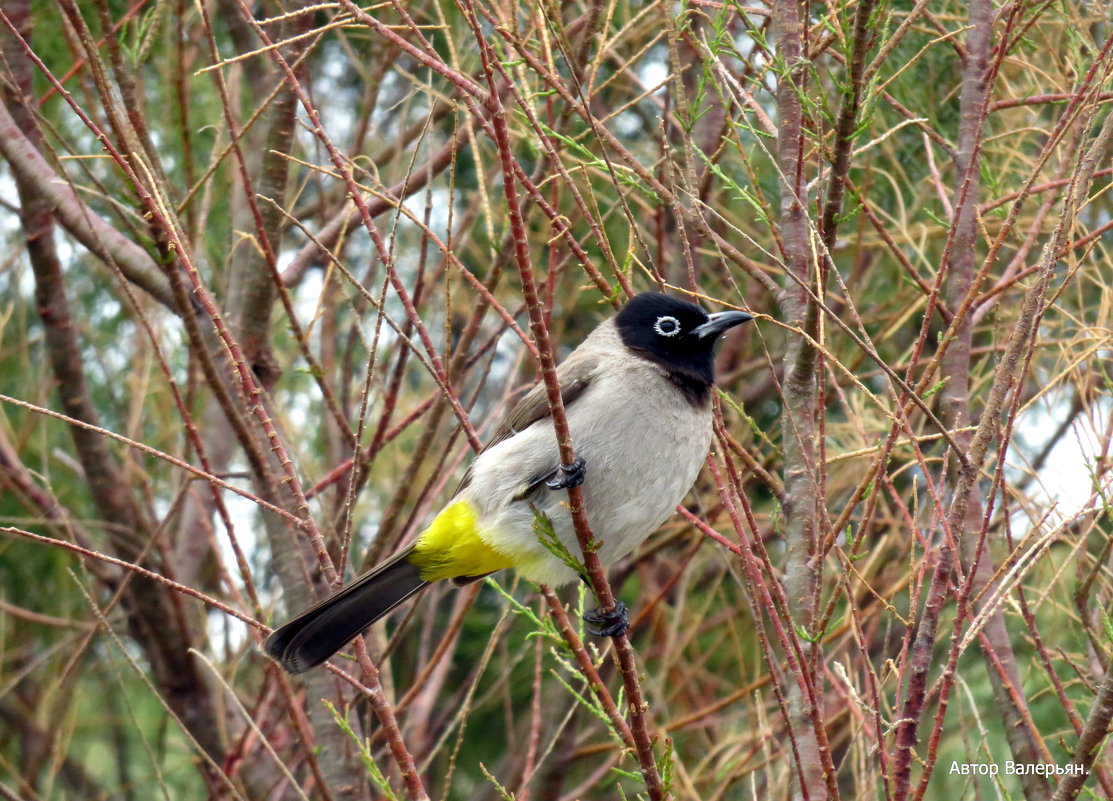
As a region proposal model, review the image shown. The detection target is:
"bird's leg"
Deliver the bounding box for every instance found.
[545,456,586,490]
[515,457,587,501]
[583,601,630,638]
[578,574,631,638]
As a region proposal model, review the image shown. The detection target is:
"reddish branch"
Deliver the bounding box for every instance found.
[1052,660,1113,800]
[282,123,473,285]
[891,546,952,801]
[818,0,877,255]
[541,587,638,752]
[464,3,665,795]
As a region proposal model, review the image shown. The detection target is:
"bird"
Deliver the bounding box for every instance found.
[265,292,752,673]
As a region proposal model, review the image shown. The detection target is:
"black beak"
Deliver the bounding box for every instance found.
[693,310,753,339]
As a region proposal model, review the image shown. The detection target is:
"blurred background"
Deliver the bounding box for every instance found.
[1,0,1112,798]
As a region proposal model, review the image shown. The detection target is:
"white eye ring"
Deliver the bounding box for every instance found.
[654,315,682,337]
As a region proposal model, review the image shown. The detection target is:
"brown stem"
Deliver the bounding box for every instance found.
[0,97,174,308]
[771,0,833,797]
[1052,657,1113,800]
[940,2,1052,795]
[462,3,664,795]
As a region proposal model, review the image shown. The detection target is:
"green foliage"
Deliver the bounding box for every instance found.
[532,504,589,574]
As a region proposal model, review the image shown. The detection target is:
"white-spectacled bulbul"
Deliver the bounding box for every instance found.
[265,292,752,673]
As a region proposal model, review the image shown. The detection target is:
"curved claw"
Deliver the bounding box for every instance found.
[583,601,630,638]
[546,456,586,491]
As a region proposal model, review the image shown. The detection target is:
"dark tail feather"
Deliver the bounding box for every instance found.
[264,546,428,674]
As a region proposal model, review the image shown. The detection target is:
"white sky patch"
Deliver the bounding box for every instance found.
[292,257,324,325]
[1011,390,1111,531]
[207,483,265,655]
[639,57,668,98]
[614,110,644,138]
[1040,423,1103,513]
[399,185,452,238]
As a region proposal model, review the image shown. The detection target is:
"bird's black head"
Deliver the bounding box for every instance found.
[615,292,752,405]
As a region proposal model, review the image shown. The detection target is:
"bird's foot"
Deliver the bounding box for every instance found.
[583,601,630,638]
[546,456,586,490]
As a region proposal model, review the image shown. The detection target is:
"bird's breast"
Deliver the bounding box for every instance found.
[569,369,711,560]
[466,362,712,585]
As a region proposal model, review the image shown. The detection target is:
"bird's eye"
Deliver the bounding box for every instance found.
[653,315,682,337]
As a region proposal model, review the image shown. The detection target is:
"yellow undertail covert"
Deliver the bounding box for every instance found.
[409,499,516,581]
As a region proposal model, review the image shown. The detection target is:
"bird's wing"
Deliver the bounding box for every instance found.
[454,352,599,495]
[487,357,598,450]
